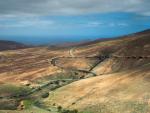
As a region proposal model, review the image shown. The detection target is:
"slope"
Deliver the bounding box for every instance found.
[44,30,150,113]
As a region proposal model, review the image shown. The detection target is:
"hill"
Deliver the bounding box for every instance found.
[0,40,29,51]
[44,30,150,113]
[0,29,150,113]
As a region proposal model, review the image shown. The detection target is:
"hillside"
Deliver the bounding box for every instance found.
[0,29,150,113]
[44,30,150,113]
[0,40,28,51]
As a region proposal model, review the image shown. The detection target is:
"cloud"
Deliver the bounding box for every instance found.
[85,21,129,28]
[117,23,129,27]
[0,17,54,28]
[108,22,129,27]
[0,0,150,17]
[86,22,103,27]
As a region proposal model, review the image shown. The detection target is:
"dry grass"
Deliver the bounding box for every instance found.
[0,30,150,113]
[0,47,67,84]
[44,67,150,112]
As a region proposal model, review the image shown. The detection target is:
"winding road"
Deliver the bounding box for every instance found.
[50,48,98,77]
[50,48,150,78]
[1,47,149,100]
[0,48,97,100]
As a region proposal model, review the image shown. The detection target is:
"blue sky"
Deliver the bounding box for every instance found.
[0,0,150,45]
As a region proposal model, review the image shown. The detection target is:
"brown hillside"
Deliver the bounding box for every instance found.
[44,30,150,113]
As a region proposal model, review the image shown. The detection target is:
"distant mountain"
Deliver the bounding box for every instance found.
[0,40,29,51]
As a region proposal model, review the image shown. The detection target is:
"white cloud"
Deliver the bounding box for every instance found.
[0,0,149,16]
[86,22,103,27]
[0,17,54,28]
[108,22,129,27]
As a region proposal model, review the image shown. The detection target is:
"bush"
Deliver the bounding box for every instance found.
[59,108,78,113]
[41,92,49,98]
[58,106,62,112]
[23,100,33,109]
[71,109,78,113]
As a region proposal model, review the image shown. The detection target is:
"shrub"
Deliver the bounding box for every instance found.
[41,92,49,98]
[57,106,62,112]
[59,108,78,113]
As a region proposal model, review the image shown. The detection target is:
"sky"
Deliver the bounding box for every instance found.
[0,0,150,45]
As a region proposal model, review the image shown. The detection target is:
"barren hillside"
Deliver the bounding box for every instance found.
[0,30,150,113]
[44,30,150,113]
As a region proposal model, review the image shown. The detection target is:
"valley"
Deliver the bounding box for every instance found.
[0,30,150,113]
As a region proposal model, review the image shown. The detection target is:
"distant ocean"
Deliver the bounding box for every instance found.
[0,35,105,45]
[0,28,147,45]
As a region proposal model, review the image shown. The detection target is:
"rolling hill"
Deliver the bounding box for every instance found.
[0,29,150,113]
[44,30,150,113]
